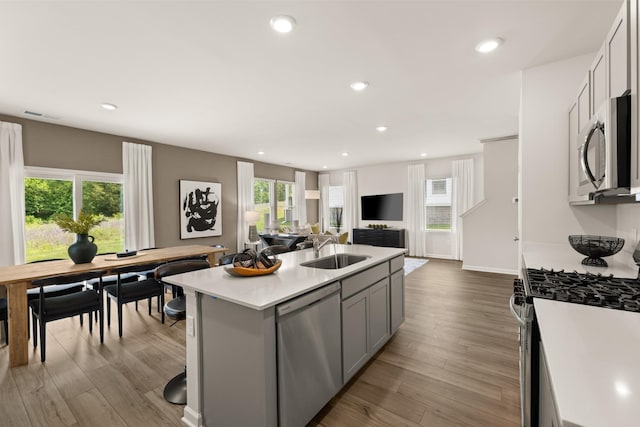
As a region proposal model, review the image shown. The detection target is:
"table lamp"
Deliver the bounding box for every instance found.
[245,211,260,242]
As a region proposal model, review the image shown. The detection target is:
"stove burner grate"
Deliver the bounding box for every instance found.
[525,268,640,312]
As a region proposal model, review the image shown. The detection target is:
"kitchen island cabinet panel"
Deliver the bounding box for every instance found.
[200,296,278,427]
[369,278,390,354]
[341,289,370,382]
[390,269,405,333]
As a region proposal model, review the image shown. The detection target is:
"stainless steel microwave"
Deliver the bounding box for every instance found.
[577,94,631,197]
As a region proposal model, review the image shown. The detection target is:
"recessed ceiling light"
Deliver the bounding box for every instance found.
[258,151,265,155]
[376,126,388,133]
[270,15,296,33]
[101,102,118,111]
[322,165,328,169]
[475,37,503,53]
[350,81,369,91]
[342,152,349,157]
[421,152,428,157]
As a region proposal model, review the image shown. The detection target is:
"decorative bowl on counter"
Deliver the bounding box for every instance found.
[224,260,282,277]
[568,235,625,267]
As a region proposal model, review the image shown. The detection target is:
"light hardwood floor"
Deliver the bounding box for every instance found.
[0,259,520,427]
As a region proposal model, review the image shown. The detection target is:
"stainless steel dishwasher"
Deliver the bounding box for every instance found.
[276,281,342,427]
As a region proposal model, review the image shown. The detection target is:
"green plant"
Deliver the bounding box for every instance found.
[53,210,104,234]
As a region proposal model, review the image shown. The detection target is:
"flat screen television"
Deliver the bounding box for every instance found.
[361,193,403,221]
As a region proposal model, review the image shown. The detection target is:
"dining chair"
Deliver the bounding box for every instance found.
[104,262,165,337]
[155,258,211,404]
[26,259,85,338]
[30,270,106,362]
[0,297,7,345]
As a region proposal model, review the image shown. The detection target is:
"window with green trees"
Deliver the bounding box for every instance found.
[24,168,124,262]
[253,178,273,231]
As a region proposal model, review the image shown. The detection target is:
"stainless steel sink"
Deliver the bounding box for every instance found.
[300,254,370,270]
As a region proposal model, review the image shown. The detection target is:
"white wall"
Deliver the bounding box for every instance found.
[616,204,640,255]
[329,154,483,258]
[463,138,519,274]
[520,53,617,248]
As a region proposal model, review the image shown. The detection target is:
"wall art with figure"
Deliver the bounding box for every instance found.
[180,180,222,239]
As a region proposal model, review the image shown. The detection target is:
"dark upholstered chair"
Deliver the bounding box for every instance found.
[26,259,86,335]
[0,298,7,345]
[104,262,165,337]
[155,259,211,404]
[30,270,106,362]
[261,245,290,256]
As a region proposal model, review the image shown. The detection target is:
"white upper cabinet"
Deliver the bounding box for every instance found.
[591,45,606,112]
[568,102,580,201]
[607,1,630,98]
[630,0,640,189]
[577,73,591,132]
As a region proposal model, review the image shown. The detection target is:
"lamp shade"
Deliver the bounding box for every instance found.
[245,211,260,224]
[305,190,320,200]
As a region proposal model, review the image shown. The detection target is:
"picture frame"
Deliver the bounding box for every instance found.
[179,180,222,239]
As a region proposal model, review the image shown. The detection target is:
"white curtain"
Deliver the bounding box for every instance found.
[318,174,330,232]
[407,164,426,257]
[452,158,474,260]
[295,171,307,225]
[0,122,25,266]
[123,142,155,250]
[237,161,254,251]
[343,171,358,242]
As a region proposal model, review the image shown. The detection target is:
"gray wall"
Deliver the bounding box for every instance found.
[1,114,318,252]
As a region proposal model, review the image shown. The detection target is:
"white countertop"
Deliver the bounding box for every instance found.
[522,241,638,278]
[535,298,640,427]
[164,244,406,310]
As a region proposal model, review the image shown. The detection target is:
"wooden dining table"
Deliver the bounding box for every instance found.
[0,244,227,367]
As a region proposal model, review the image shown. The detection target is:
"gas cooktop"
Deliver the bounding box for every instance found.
[524,268,640,312]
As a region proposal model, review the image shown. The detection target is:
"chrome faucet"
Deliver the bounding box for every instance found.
[313,237,333,258]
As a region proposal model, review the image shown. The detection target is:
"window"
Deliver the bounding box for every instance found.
[277,181,295,226]
[253,178,296,230]
[24,167,124,262]
[328,186,344,231]
[254,178,274,231]
[425,178,452,231]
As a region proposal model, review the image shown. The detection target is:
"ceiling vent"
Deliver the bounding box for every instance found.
[24,110,60,120]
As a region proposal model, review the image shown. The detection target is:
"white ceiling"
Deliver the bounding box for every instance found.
[0,1,622,171]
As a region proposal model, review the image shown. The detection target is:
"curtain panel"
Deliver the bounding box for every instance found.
[236,161,255,251]
[318,174,330,232]
[343,171,358,242]
[452,158,474,260]
[0,121,25,266]
[407,164,426,257]
[123,142,155,250]
[294,171,307,225]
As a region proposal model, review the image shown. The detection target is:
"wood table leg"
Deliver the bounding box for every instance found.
[7,281,28,367]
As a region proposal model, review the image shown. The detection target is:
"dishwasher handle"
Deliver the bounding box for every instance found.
[277,282,341,317]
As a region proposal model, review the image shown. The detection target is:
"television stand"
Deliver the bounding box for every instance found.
[352,228,405,248]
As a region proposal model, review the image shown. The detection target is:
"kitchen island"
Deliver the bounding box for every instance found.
[165,244,406,427]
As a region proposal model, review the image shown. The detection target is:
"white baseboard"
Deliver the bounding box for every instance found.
[462,264,518,275]
[182,406,202,427]
[424,253,456,260]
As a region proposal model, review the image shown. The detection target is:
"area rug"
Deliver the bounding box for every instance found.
[404,257,428,276]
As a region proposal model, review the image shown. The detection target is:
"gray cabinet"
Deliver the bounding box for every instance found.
[342,289,370,381]
[390,269,405,333]
[369,278,390,353]
[341,260,395,383]
[342,278,390,383]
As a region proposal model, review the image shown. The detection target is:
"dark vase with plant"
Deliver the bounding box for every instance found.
[53,210,104,264]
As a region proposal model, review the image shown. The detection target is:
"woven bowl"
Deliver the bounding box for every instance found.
[568,235,624,267]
